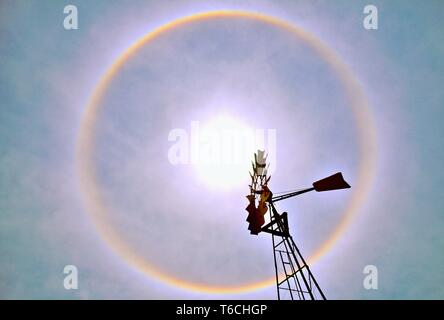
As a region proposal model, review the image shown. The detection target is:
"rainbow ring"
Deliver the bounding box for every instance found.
[76,10,377,294]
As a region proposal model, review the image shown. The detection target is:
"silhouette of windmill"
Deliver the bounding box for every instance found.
[246,150,351,300]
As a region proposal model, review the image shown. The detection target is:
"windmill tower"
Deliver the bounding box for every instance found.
[246,150,351,300]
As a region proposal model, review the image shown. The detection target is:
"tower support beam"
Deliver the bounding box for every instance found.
[261,202,326,300]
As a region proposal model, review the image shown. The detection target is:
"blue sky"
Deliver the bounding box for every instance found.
[0,0,443,299]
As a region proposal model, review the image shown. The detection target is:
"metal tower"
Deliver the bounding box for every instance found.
[245,150,351,300]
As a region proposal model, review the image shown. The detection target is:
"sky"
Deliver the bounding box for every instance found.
[0,0,443,299]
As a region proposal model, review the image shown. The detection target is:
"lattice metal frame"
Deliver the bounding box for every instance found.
[263,203,326,300]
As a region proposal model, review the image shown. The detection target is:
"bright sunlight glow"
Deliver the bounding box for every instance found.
[193,115,273,190]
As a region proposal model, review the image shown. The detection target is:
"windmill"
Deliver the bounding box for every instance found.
[246,150,351,300]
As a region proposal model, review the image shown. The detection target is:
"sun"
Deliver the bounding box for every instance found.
[193,115,263,190]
